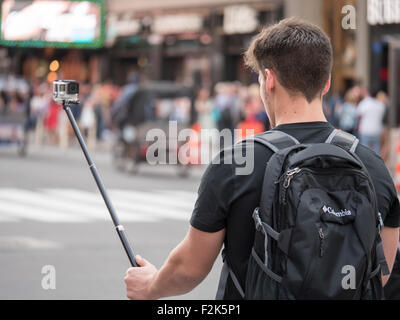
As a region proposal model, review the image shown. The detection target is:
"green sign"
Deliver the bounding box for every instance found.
[0,0,106,49]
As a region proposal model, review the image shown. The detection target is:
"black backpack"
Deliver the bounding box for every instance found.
[216,129,389,300]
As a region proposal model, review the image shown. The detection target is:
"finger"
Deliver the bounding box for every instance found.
[126,267,135,275]
[135,255,149,267]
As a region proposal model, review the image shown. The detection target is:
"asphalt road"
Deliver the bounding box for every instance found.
[0,142,222,300]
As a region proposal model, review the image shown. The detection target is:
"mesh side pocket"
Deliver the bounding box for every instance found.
[245,250,288,300]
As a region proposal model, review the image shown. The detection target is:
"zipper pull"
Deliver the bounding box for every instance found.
[377,212,384,233]
[283,167,301,189]
[318,227,325,257]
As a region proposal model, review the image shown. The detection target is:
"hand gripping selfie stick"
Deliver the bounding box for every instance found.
[62,99,138,267]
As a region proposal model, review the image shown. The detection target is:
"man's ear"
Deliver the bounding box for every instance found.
[322,75,331,96]
[264,69,275,93]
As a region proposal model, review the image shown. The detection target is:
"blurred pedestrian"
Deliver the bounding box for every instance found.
[376,91,390,162]
[31,82,50,128]
[44,99,60,145]
[0,91,6,116]
[195,88,215,131]
[358,88,386,155]
[214,83,233,132]
[236,84,266,139]
[91,85,106,140]
[323,92,342,128]
[336,88,359,136]
[79,92,96,142]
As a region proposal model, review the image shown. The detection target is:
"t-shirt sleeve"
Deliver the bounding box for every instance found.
[360,147,400,228]
[375,165,400,228]
[386,196,400,228]
[190,160,235,233]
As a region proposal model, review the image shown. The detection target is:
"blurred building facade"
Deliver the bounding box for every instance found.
[0,0,399,130]
[0,0,283,89]
[106,0,283,89]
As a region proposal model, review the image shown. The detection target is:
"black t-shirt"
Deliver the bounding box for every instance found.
[190,121,400,299]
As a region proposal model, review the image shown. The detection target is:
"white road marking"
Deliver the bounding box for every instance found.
[0,188,197,223]
[43,189,192,220]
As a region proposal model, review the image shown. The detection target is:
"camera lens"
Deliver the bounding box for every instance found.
[68,83,79,94]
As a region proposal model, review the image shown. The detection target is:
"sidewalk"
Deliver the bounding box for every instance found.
[25,143,207,180]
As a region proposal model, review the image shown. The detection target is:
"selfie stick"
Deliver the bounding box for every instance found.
[62,100,138,267]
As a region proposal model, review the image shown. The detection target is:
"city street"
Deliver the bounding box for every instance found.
[1,0,399,305]
[0,142,222,300]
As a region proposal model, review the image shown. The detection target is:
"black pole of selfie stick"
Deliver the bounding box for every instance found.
[62,100,138,267]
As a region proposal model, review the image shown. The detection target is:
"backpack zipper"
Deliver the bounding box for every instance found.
[318,227,325,257]
[280,167,369,204]
[279,167,302,232]
[283,167,302,189]
[280,167,302,205]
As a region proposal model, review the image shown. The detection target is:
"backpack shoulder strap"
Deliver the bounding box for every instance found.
[215,249,245,300]
[325,128,359,153]
[238,130,300,153]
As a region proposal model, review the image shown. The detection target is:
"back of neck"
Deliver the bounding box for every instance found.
[273,96,327,127]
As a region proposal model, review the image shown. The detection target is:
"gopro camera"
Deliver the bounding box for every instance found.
[53,80,79,103]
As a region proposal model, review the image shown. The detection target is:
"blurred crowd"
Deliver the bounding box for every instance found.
[0,77,269,150]
[0,76,121,149]
[323,85,389,161]
[195,82,269,139]
[0,75,390,162]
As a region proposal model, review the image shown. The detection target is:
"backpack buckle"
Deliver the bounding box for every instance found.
[253,207,263,231]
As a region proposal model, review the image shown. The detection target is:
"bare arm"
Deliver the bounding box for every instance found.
[381,226,399,286]
[125,226,225,300]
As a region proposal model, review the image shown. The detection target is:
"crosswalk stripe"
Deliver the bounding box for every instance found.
[9,188,157,223]
[44,189,192,220]
[0,188,101,222]
[0,188,196,223]
[0,212,18,222]
[0,199,89,222]
[0,189,157,223]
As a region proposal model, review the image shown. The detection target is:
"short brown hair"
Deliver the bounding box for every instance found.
[245,18,333,102]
